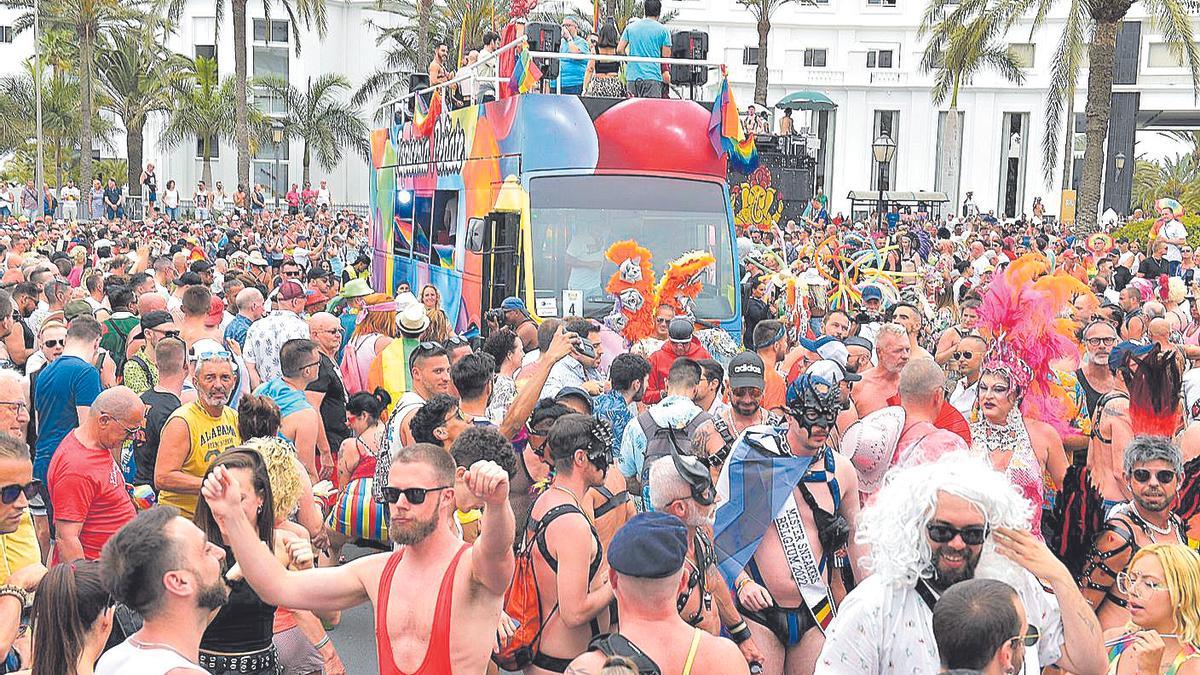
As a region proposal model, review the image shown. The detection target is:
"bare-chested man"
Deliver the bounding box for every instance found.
[886,302,934,362]
[690,352,781,479]
[1079,436,1188,631]
[722,374,862,674]
[201,444,515,675]
[852,323,910,417]
[178,286,224,351]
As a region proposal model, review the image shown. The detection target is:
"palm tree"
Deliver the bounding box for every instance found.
[160,56,264,186]
[96,29,191,195]
[0,62,113,189]
[738,0,812,106]
[919,1,1025,214]
[1028,0,1200,230]
[1,0,144,200]
[1131,153,1200,215]
[255,74,370,183]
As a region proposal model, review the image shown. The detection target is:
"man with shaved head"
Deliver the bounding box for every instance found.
[47,385,144,562]
[306,312,350,454]
[224,287,264,349]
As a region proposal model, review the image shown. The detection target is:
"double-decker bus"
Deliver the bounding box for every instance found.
[367,90,741,340]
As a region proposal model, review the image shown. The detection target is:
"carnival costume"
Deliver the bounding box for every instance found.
[712,375,851,645]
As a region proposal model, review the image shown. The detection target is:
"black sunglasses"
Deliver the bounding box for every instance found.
[413,341,447,357]
[377,485,452,505]
[1132,468,1176,484]
[43,339,64,348]
[1011,623,1040,648]
[0,480,39,505]
[927,522,989,546]
[952,351,974,360]
[443,336,470,348]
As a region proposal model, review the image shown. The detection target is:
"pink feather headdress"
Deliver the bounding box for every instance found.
[976,254,1088,436]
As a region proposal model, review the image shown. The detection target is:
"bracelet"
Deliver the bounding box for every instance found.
[728,623,753,645]
[314,635,331,650]
[735,577,753,594]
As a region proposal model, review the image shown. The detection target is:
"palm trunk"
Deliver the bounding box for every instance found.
[233,0,251,190]
[78,30,94,189]
[303,143,311,184]
[754,9,769,106]
[939,105,962,216]
[126,120,144,197]
[1078,20,1118,233]
[1061,93,1075,190]
[202,135,214,187]
[418,0,433,72]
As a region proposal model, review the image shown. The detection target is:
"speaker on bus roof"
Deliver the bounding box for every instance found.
[670,30,708,86]
[408,72,431,115]
[525,22,562,82]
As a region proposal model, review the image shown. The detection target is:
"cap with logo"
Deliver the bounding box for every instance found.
[861,285,883,301]
[727,352,766,390]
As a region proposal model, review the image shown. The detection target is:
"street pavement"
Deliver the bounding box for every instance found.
[328,544,378,673]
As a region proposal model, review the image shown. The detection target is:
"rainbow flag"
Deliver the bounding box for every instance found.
[509,44,543,94]
[412,88,442,138]
[707,73,758,172]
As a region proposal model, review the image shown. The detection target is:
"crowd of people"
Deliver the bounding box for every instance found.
[0,177,1194,675]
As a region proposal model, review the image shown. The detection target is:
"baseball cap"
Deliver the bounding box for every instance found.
[277,280,306,302]
[668,318,694,343]
[861,285,883,301]
[190,260,214,273]
[205,297,226,327]
[175,271,203,287]
[807,358,861,384]
[499,296,527,313]
[727,352,766,390]
[554,386,594,413]
[307,267,333,281]
[607,512,688,579]
[64,300,94,322]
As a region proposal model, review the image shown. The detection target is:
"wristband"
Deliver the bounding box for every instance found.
[314,634,331,650]
[0,586,30,609]
[728,622,753,645]
[735,577,753,594]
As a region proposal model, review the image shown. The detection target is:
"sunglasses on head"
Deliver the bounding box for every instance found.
[0,480,38,505]
[376,485,451,505]
[443,336,470,348]
[926,522,989,545]
[414,341,447,356]
[1132,468,1176,484]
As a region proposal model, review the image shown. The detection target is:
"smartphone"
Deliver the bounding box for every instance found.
[574,337,596,360]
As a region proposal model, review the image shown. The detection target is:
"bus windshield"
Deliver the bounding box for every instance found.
[529,175,735,322]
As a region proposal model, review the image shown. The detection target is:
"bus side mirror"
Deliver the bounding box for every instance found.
[466,217,486,253]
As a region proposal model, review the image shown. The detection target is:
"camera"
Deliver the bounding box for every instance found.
[485,307,506,327]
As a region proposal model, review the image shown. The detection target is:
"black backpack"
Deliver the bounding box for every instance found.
[635,410,712,484]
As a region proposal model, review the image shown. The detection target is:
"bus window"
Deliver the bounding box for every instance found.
[431,190,458,268]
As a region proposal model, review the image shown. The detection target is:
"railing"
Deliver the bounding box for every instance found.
[38,195,370,223]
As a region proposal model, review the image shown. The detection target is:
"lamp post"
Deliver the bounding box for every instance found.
[1114,151,1126,174]
[270,120,285,211]
[872,133,897,233]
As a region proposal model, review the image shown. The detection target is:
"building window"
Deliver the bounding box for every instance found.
[804,48,828,67]
[0,26,12,43]
[866,49,894,69]
[1147,42,1184,68]
[872,110,899,191]
[253,24,289,116]
[1009,43,1035,68]
[253,130,290,198]
[253,18,290,44]
[196,135,220,159]
[743,47,759,66]
[195,44,216,65]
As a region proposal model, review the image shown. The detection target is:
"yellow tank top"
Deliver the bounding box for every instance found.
[157,401,240,519]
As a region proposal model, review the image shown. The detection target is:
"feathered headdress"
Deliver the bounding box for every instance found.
[604,241,715,343]
[976,254,1088,436]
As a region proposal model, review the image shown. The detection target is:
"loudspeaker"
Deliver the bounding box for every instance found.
[670,30,709,86]
[407,73,430,115]
[525,22,562,81]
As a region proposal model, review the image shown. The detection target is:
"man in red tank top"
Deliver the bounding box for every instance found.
[201,443,516,674]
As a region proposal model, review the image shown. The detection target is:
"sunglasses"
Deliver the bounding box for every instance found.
[154,328,182,339]
[443,336,470,348]
[952,351,974,360]
[1132,468,1176,484]
[413,341,447,357]
[377,485,452,505]
[192,349,233,362]
[43,339,64,348]
[1010,624,1040,648]
[0,480,38,505]
[525,419,550,438]
[926,522,989,546]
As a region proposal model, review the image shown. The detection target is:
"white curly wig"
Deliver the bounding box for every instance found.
[856,452,1034,587]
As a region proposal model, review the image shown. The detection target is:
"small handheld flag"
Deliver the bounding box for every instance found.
[707,71,759,173]
[509,44,543,94]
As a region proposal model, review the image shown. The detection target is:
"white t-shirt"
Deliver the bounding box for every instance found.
[1163,219,1188,263]
[317,187,331,206]
[818,571,1065,675]
[95,637,208,674]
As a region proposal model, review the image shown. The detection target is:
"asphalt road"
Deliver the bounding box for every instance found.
[327,544,379,673]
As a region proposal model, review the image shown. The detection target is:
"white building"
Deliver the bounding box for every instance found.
[668,0,1200,219]
[0,0,403,207]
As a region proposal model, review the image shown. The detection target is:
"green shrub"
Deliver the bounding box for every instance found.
[1112,216,1200,250]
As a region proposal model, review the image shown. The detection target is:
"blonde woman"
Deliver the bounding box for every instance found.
[1104,543,1200,674]
[419,284,452,342]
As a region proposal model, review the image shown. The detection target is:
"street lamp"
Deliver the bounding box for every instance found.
[1114,151,1126,174]
[872,133,897,233]
[271,120,285,211]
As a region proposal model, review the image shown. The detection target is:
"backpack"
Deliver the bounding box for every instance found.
[636,410,712,484]
[493,503,591,671]
[339,334,376,396]
[101,316,136,382]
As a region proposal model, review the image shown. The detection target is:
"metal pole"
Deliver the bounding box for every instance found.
[33,0,44,213]
[273,146,281,211]
[877,164,884,233]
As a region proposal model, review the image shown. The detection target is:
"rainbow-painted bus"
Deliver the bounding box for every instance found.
[368,92,741,339]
